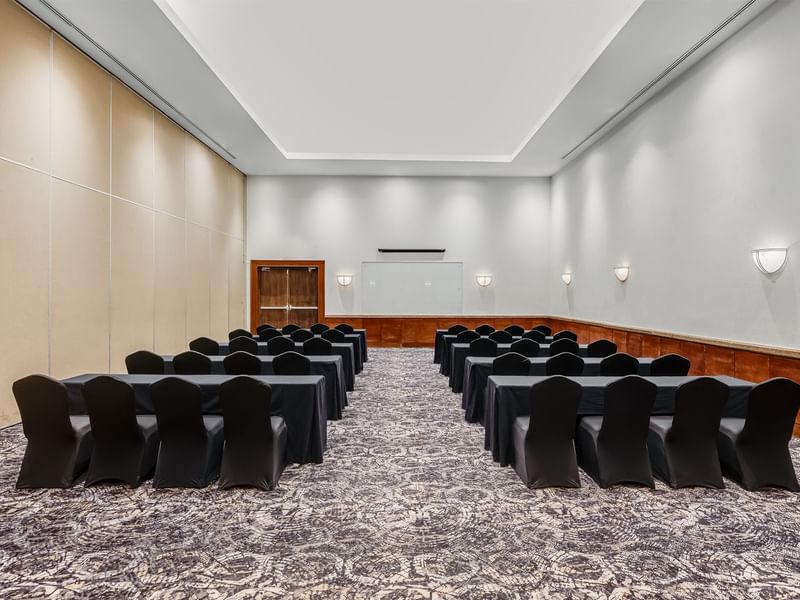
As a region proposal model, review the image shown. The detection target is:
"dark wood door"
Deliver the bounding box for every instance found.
[254,263,321,329]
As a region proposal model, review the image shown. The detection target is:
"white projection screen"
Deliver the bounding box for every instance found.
[361,262,463,314]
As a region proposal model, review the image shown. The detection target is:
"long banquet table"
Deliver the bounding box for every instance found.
[483,374,754,466]
[461,356,655,423]
[252,331,368,364]
[163,354,347,420]
[436,333,554,368]
[62,373,327,464]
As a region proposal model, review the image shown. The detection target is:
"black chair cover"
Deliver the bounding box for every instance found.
[587,339,617,358]
[13,374,93,488]
[125,350,165,375]
[469,338,498,357]
[258,328,282,342]
[322,328,346,342]
[456,330,480,344]
[228,328,252,341]
[546,352,584,376]
[577,376,657,488]
[553,330,578,342]
[290,329,314,342]
[513,376,582,488]
[549,338,579,356]
[504,325,525,336]
[82,376,159,487]
[266,336,296,356]
[522,330,546,342]
[599,353,640,376]
[219,377,288,490]
[493,352,530,376]
[151,377,224,488]
[310,323,329,334]
[510,338,540,358]
[489,330,513,343]
[189,337,220,356]
[648,377,728,488]
[256,324,275,334]
[273,351,311,375]
[447,324,467,334]
[223,351,262,375]
[173,350,212,375]
[282,324,301,334]
[475,324,495,336]
[533,325,551,336]
[718,377,800,491]
[650,354,691,376]
[303,337,333,355]
[335,323,355,333]
[229,335,259,355]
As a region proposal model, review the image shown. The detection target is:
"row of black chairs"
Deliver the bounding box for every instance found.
[492,351,690,377]
[512,375,800,491]
[192,328,349,356]
[126,349,315,376]
[456,331,613,356]
[447,324,556,337]
[249,322,355,339]
[12,374,287,490]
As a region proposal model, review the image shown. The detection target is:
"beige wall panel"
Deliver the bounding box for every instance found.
[210,153,232,234]
[0,0,50,170]
[154,112,185,218]
[50,179,110,378]
[110,198,155,372]
[52,36,110,192]
[210,231,229,340]
[111,80,154,206]
[227,236,245,331]
[186,223,211,341]
[154,213,187,354]
[185,136,217,229]
[0,162,49,426]
[227,167,246,239]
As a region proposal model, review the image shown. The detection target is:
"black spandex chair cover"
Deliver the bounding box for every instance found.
[577,376,657,488]
[258,328,282,342]
[492,352,530,376]
[553,330,578,342]
[256,324,274,334]
[13,374,93,488]
[513,376,582,488]
[510,338,540,358]
[172,350,212,375]
[718,377,800,491]
[219,377,287,490]
[488,330,513,343]
[125,350,165,374]
[533,325,551,336]
[321,328,346,342]
[310,323,329,334]
[282,324,301,334]
[650,354,691,376]
[189,336,219,356]
[475,324,495,336]
[599,353,640,376]
[447,324,467,334]
[303,337,333,355]
[335,323,354,333]
[504,325,525,336]
[290,329,314,342]
[82,376,159,487]
[546,352,584,376]
[469,337,498,357]
[223,351,262,375]
[266,336,295,356]
[648,377,728,488]
[228,328,252,341]
[522,330,546,342]
[151,377,224,488]
[229,335,259,355]
[273,351,311,375]
[456,330,480,344]
[549,338,579,357]
[587,339,618,358]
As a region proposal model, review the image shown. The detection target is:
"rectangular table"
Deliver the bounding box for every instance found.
[461,356,655,423]
[484,375,754,467]
[164,354,347,421]
[438,334,553,375]
[63,373,327,465]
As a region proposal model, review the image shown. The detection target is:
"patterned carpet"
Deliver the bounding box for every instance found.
[0,348,799,599]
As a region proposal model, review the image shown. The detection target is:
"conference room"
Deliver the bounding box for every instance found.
[1,0,798,597]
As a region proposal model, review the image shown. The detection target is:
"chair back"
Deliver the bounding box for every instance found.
[549,338,579,356]
[151,377,207,441]
[587,339,617,358]
[229,336,259,355]
[447,324,467,334]
[599,352,640,376]
[651,354,691,376]
[599,375,656,444]
[13,374,75,440]
[223,351,262,375]
[189,336,219,356]
[310,323,329,334]
[290,329,314,342]
[456,330,480,344]
[220,376,274,444]
[546,352,584,376]
[255,324,274,334]
[266,336,295,356]
[172,350,212,375]
[258,328,282,342]
[492,352,530,376]
[272,351,311,375]
[469,337,498,357]
[533,325,552,336]
[281,324,300,334]
[335,323,354,333]
[82,376,140,441]
[304,337,333,356]
[669,377,728,442]
[527,376,581,442]
[475,324,495,336]
[504,325,524,336]
[553,330,578,342]
[125,350,165,374]
[228,328,252,341]
[489,330,513,343]
[523,330,546,342]
[739,377,800,446]
[510,338,540,357]
[322,328,346,342]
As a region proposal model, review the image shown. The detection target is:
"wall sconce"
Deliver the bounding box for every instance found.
[752,248,788,275]
[475,274,493,287]
[336,274,353,286]
[613,265,630,283]
[561,272,572,286]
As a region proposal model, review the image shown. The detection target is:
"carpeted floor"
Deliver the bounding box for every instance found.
[1,348,799,599]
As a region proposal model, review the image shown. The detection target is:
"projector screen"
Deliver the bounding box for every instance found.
[361,261,463,314]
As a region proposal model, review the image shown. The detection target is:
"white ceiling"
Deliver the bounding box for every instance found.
[22,0,775,176]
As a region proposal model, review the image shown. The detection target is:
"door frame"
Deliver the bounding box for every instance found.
[249,260,326,331]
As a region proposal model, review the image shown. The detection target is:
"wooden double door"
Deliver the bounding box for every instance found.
[252,261,325,330]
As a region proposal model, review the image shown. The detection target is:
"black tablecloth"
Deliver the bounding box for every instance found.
[483,375,753,466]
[164,354,347,420]
[62,373,327,464]
[436,333,556,368]
[352,329,368,362]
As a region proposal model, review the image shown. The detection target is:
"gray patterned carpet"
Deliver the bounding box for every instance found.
[1,348,799,599]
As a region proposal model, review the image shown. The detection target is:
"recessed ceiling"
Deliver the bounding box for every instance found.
[155,0,642,162]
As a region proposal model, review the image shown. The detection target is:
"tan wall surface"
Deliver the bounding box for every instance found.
[0,0,246,426]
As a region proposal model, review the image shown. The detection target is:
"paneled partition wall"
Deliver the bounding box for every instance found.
[0,0,246,427]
